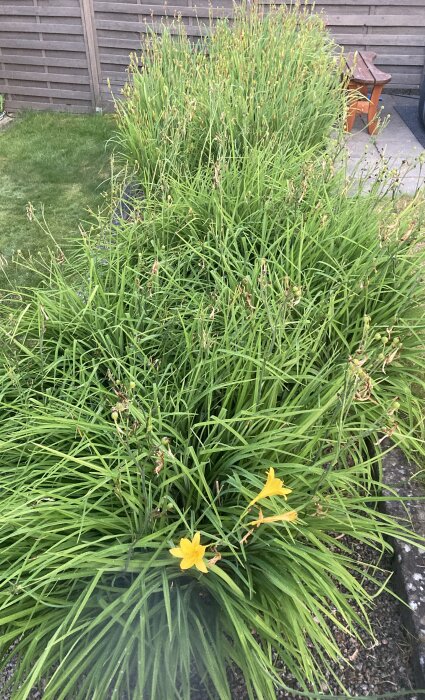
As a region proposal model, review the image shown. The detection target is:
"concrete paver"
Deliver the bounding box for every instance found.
[347,94,425,195]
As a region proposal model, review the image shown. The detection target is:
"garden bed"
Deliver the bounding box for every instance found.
[1,8,424,700]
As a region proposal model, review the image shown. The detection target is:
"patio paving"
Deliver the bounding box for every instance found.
[347,94,425,195]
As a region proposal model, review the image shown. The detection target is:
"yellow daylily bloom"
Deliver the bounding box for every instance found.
[249,468,292,506]
[169,531,208,573]
[249,509,298,527]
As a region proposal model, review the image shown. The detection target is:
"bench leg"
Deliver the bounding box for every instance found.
[367,85,383,135]
[345,87,359,132]
[346,102,357,132]
[345,82,369,132]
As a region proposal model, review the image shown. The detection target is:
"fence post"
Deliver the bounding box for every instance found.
[80,0,102,111]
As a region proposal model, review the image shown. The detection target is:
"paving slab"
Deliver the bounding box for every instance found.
[346,94,425,195]
[395,178,424,197]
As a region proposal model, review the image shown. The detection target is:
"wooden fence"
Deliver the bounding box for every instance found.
[1,0,424,114]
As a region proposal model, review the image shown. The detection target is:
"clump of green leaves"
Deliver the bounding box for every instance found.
[1,7,425,700]
[114,5,344,182]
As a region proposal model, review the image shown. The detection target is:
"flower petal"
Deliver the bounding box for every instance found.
[169,547,184,558]
[192,531,201,547]
[180,557,195,570]
[249,510,298,527]
[278,487,292,499]
[179,538,193,554]
[267,467,275,483]
[195,559,208,574]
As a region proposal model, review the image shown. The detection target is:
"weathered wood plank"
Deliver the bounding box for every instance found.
[259,0,425,5]
[0,70,90,85]
[96,18,208,31]
[96,26,208,46]
[0,23,83,34]
[324,14,425,27]
[333,34,425,46]
[95,3,233,17]
[376,54,425,66]
[99,54,132,66]
[6,100,91,113]
[3,85,91,100]
[0,6,82,17]
[0,55,88,68]
[0,39,87,51]
[92,13,424,33]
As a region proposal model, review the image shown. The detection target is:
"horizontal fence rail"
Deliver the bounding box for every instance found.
[0,0,424,114]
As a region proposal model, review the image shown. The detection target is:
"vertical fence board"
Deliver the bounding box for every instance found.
[80,0,102,108]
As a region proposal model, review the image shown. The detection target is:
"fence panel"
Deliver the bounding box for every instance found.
[0,0,94,113]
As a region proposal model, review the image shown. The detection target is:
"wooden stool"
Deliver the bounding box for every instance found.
[344,51,391,135]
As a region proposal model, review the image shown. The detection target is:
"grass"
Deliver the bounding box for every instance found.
[0,8,424,700]
[0,111,114,286]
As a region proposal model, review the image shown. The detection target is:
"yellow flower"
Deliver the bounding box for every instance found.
[249,468,292,506]
[169,532,208,573]
[249,509,298,528]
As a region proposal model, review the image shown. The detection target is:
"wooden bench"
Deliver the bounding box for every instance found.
[344,51,391,135]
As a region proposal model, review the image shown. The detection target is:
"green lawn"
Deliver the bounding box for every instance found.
[0,111,114,287]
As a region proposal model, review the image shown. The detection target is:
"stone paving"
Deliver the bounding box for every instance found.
[347,94,425,195]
